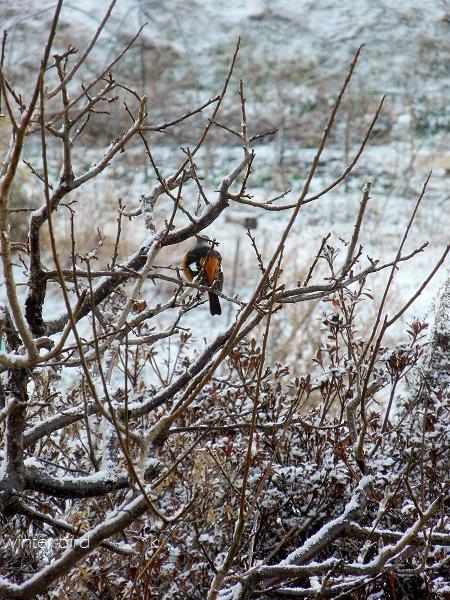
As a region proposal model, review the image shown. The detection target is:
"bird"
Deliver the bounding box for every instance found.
[182,238,223,315]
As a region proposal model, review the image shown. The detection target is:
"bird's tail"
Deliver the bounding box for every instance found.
[208,292,221,315]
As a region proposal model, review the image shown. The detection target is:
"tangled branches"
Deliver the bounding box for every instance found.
[0,2,448,598]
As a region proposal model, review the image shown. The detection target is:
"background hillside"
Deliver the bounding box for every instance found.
[3,0,449,150]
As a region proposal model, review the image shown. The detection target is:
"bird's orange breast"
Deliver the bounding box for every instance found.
[201,256,219,286]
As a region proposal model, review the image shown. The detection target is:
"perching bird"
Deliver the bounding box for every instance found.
[182,238,223,315]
